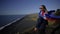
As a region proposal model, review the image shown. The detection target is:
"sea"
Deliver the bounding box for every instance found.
[0,15,25,30]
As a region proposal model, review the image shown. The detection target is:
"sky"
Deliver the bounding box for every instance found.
[0,0,60,15]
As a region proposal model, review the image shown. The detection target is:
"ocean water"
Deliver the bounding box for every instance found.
[0,15,25,27]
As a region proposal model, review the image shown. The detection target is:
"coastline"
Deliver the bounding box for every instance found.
[0,15,26,30]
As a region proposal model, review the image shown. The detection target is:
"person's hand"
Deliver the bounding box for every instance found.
[34,28,37,31]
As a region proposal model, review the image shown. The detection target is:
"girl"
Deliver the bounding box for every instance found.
[34,5,48,34]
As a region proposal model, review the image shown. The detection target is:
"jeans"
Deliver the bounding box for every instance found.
[36,17,48,34]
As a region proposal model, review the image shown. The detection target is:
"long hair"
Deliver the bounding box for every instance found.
[41,5,47,11]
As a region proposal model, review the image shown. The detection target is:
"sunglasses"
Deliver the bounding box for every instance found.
[39,8,43,9]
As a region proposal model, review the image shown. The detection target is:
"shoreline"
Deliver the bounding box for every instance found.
[0,15,27,30]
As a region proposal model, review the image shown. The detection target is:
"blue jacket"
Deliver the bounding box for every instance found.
[36,11,48,29]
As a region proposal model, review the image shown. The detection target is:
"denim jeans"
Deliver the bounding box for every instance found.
[36,17,48,34]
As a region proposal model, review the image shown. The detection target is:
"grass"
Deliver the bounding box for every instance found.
[15,13,60,34]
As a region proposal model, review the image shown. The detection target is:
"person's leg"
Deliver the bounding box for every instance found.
[36,17,43,29]
[39,19,48,34]
[38,19,46,34]
[36,17,47,34]
[40,23,46,34]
